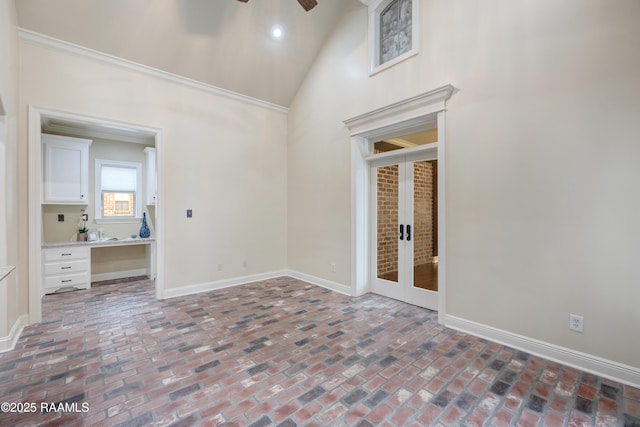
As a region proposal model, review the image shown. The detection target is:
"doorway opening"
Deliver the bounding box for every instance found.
[28,106,164,324]
[343,84,454,318]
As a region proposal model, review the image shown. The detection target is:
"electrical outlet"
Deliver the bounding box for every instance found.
[186,209,193,218]
[330,263,337,272]
[58,214,64,222]
[569,314,584,332]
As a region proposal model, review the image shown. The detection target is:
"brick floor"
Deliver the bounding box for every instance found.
[0,276,639,426]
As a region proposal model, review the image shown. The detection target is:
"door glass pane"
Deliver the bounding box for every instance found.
[412,160,438,291]
[377,164,399,283]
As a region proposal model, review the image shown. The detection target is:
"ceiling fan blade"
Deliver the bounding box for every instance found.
[297,0,318,11]
[237,0,317,12]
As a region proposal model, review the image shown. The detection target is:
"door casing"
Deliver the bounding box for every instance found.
[343,85,454,322]
[27,105,165,324]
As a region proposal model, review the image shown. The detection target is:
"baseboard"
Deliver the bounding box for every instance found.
[0,314,28,353]
[91,268,149,283]
[285,270,352,296]
[442,314,640,388]
[162,270,289,299]
[162,269,352,299]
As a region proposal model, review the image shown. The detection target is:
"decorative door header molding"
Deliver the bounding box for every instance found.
[343,84,456,138]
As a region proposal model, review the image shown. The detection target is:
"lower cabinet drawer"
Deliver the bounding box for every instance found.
[44,273,90,293]
[43,259,88,276]
[43,246,89,262]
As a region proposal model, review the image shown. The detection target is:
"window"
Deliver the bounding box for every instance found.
[95,159,142,221]
[368,0,419,75]
[380,0,412,64]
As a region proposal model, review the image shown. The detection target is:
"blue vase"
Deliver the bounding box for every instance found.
[139,212,150,238]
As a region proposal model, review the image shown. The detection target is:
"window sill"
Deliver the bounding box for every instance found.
[94,218,141,224]
[369,50,418,76]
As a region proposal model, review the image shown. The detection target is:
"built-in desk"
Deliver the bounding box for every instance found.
[42,238,155,294]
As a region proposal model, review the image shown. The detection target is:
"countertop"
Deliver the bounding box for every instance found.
[0,265,16,282]
[42,237,155,249]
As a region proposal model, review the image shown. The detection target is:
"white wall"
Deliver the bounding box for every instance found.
[11,0,640,379]
[0,0,21,342]
[288,0,640,371]
[18,41,288,293]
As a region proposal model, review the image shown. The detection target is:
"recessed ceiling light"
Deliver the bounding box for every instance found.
[271,25,284,39]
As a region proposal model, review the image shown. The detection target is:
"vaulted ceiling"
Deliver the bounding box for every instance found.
[15,0,358,108]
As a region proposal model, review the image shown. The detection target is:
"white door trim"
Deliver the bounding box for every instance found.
[28,105,165,324]
[344,85,455,321]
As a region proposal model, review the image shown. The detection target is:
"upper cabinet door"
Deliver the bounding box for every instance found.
[42,134,92,204]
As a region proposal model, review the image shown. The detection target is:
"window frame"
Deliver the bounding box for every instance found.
[368,0,420,75]
[94,159,143,223]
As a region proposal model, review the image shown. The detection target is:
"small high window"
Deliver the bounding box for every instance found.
[368,0,419,74]
[380,0,412,64]
[95,159,142,221]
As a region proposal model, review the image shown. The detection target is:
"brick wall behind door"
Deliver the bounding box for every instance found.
[377,164,399,276]
[413,161,435,267]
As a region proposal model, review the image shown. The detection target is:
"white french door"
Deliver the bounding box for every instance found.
[370,148,438,310]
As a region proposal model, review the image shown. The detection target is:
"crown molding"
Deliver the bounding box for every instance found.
[343,84,456,137]
[18,28,289,114]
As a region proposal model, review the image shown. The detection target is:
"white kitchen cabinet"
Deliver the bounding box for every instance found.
[144,147,157,205]
[42,134,92,204]
[42,246,90,294]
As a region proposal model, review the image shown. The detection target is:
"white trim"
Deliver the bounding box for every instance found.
[436,111,446,324]
[365,141,438,164]
[94,218,142,224]
[343,85,455,137]
[28,106,43,323]
[164,270,352,300]
[285,270,353,296]
[18,28,288,114]
[163,270,289,299]
[0,314,28,353]
[350,137,370,297]
[91,268,149,283]
[443,314,640,389]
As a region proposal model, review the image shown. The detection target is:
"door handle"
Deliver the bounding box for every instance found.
[399,224,404,240]
[406,225,411,241]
